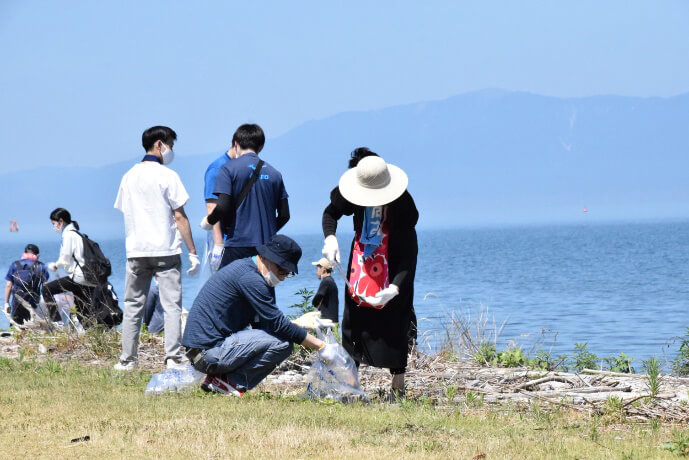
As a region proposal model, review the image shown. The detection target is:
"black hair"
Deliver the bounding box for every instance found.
[24,244,39,255]
[324,267,332,274]
[142,126,177,152]
[232,124,265,153]
[348,147,379,169]
[49,207,79,230]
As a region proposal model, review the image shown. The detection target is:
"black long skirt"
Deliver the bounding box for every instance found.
[341,291,417,370]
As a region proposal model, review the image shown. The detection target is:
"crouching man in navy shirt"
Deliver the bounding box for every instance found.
[182,234,336,395]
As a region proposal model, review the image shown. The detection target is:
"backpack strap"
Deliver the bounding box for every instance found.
[234,160,265,211]
[70,229,87,279]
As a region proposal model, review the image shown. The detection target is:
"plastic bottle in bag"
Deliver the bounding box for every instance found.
[145,364,206,395]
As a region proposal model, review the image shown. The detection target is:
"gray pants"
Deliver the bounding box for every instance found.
[120,255,183,364]
[192,329,292,391]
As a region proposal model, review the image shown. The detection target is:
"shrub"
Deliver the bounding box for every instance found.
[473,343,496,365]
[288,288,316,319]
[528,349,568,372]
[672,327,689,376]
[570,343,598,372]
[602,353,634,374]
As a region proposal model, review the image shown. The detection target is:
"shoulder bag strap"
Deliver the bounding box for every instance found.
[234,159,265,211]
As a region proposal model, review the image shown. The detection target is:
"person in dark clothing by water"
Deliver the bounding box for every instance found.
[4,244,49,325]
[321,147,418,397]
[311,257,339,323]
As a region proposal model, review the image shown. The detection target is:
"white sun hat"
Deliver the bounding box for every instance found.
[338,156,408,207]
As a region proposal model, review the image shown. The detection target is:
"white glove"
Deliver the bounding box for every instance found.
[3,302,10,313]
[291,311,322,329]
[48,262,58,272]
[187,254,201,276]
[199,216,213,231]
[319,343,339,364]
[210,245,224,271]
[322,235,340,264]
[360,284,399,309]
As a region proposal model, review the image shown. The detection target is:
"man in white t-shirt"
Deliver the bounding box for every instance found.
[113,125,201,370]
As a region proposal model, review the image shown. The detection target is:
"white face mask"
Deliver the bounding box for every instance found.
[161,143,175,165]
[262,268,282,287]
[52,222,63,234]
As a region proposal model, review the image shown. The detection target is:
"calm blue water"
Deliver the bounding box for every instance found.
[2,222,688,363]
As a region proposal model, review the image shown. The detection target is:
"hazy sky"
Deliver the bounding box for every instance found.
[1,0,688,173]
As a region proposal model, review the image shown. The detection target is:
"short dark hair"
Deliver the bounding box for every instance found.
[232,124,265,153]
[142,126,177,152]
[348,147,379,169]
[49,207,79,230]
[24,244,39,255]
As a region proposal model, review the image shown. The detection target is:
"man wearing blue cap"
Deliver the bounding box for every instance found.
[182,234,335,395]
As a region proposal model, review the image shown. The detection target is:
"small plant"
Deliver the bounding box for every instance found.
[603,395,625,423]
[642,356,663,397]
[603,395,623,413]
[528,349,568,371]
[571,343,598,372]
[603,352,635,374]
[473,343,496,365]
[496,346,527,368]
[661,430,689,456]
[465,391,483,408]
[588,415,600,442]
[288,288,316,319]
[672,327,689,376]
[444,385,458,401]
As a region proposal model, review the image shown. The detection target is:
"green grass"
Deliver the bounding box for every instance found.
[0,357,681,459]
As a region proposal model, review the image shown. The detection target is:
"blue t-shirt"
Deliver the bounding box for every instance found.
[182,258,306,350]
[213,152,288,247]
[5,259,49,293]
[203,151,232,202]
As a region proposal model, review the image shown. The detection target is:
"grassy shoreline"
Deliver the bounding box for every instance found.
[1,356,685,459]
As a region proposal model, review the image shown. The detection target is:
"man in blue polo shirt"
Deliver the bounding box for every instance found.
[203,146,236,271]
[200,124,290,269]
[182,234,336,395]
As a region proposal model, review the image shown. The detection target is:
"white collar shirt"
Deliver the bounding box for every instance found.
[114,161,190,258]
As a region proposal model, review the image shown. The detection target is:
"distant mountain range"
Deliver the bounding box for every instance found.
[2,89,688,242]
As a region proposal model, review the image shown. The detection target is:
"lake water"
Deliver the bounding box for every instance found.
[2,222,688,364]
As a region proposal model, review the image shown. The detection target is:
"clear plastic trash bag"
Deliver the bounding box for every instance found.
[305,328,367,402]
[145,364,206,395]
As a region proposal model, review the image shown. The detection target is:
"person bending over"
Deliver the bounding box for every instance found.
[182,234,335,395]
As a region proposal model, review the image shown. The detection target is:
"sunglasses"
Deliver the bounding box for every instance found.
[270,260,294,278]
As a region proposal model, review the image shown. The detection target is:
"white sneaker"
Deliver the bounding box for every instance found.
[114,360,137,371]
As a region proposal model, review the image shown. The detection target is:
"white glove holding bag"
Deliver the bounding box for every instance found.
[48,262,58,272]
[319,343,339,364]
[187,254,201,276]
[199,216,213,231]
[359,284,399,309]
[322,235,340,264]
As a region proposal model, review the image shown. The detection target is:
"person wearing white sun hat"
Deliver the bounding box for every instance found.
[321,147,418,399]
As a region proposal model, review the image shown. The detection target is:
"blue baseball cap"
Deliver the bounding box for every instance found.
[256,234,302,274]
